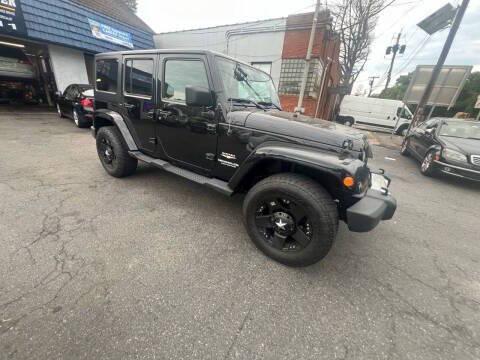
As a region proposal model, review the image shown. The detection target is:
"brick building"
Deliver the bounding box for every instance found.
[154,10,341,120]
[279,12,341,119]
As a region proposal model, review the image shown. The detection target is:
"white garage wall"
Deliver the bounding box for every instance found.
[48,44,89,92]
[154,18,286,88]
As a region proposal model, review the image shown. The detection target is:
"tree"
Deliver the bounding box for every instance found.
[122,0,137,12]
[333,0,395,94]
[378,73,412,100]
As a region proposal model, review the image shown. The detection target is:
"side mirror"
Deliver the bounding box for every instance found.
[165,84,174,99]
[185,86,214,107]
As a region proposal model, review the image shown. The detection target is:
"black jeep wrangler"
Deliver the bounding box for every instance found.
[92,50,396,267]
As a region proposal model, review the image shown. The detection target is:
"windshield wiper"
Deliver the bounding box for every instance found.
[258,101,281,111]
[228,98,265,110]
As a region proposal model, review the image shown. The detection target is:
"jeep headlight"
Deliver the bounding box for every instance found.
[442,148,467,163]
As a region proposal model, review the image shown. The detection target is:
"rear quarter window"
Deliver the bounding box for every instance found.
[96,59,118,93]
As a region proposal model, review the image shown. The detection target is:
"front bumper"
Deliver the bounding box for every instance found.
[434,160,480,182]
[346,173,397,232]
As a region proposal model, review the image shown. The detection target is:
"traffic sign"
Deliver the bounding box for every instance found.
[417,4,457,35]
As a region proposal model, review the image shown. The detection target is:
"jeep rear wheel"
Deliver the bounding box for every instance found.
[243,174,338,267]
[96,126,137,178]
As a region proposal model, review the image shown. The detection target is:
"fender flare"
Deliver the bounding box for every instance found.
[228,142,367,191]
[93,110,138,151]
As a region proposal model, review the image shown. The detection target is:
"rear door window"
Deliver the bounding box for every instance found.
[96,59,118,93]
[124,59,154,98]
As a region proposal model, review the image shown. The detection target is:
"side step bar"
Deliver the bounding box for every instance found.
[128,151,233,196]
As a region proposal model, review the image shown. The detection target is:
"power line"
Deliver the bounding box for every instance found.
[369,34,431,93]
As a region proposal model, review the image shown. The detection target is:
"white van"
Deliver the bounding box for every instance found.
[337,95,413,136]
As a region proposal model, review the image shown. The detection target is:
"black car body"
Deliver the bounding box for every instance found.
[401,118,480,181]
[56,84,94,128]
[91,49,397,266]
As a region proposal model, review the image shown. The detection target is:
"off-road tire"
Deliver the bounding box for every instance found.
[243,173,338,267]
[96,126,137,178]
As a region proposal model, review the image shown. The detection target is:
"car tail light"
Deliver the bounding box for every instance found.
[80,98,94,110]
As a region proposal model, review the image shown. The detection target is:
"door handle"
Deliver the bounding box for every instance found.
[145,109,155,120]
[206,123,217,134]
[158,110,173,120]
[123,103,135,110]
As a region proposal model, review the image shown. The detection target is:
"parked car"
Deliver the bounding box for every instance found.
[401,118,480,181]
[337,95,413,136]
[91,49,397,267]
[0,46,35,80]
[56,84,94,128]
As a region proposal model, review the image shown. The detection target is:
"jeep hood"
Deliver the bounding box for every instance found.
[244,110,370,153]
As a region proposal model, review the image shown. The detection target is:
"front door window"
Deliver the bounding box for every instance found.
[163,59,209,102]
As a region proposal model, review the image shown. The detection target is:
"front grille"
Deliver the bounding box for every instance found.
[471,155,480,167]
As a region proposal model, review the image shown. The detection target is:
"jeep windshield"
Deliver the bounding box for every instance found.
[216,57,281,110]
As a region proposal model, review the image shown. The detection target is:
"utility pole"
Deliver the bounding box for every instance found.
[296,0,321,113]
[409,0,470,130]
[368,76,379,97]
[384,32,405,90]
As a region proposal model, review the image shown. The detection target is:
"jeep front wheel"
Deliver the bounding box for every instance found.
[96,126,137,178]
[243,174,338,267]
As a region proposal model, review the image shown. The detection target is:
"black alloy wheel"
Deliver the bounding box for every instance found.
[254,194,313,252]
[96,126,137,178]
[98,136,116,167]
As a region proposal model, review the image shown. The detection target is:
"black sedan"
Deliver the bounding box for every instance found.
[401,118,480,181]
[56,84,94,128]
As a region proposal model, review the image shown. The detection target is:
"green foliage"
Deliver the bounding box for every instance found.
[378,73,412,100]
[453,72,480,114]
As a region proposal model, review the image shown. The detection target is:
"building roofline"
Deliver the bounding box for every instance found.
[155,17,287,35]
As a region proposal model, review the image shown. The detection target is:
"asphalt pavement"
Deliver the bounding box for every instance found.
[1,112,479,360]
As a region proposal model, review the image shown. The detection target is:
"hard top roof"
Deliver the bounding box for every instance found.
[95,49,264,71]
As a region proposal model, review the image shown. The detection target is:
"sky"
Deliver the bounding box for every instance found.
[138,0,480,95]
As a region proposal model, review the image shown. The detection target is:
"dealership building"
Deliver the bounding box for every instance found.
[0,0,153,105]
